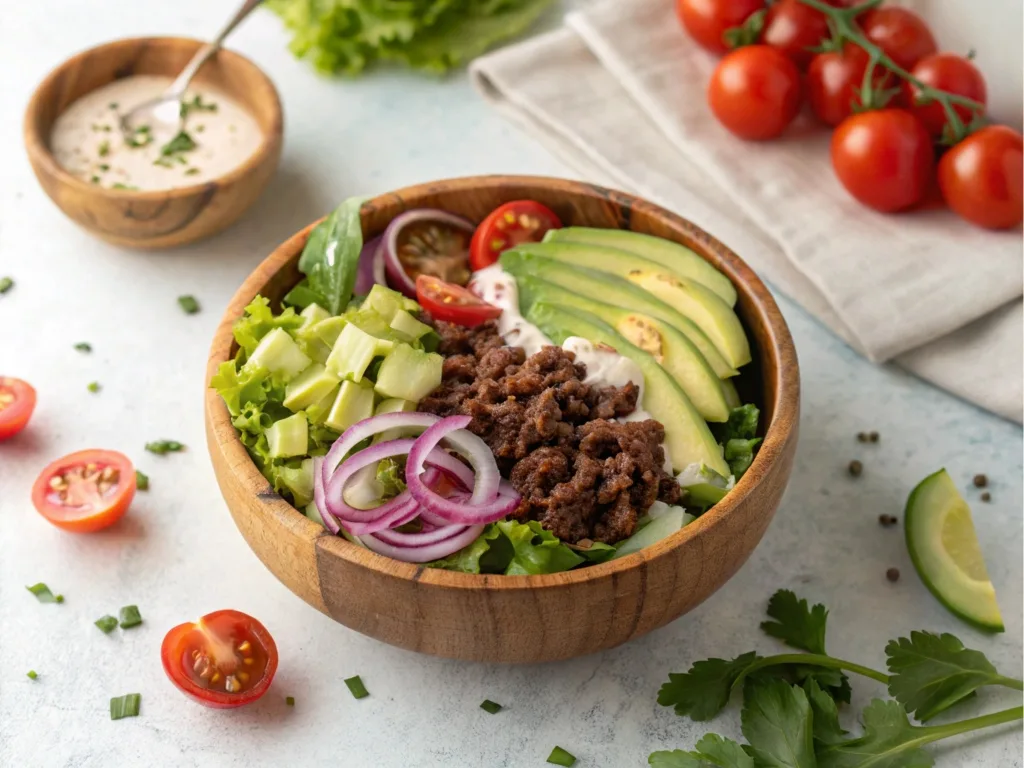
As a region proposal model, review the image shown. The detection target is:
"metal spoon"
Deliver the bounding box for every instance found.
[119,0,264,141]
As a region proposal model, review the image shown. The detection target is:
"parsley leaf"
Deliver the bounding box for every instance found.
[816,699,933,768]
[650,734,757,767]
[886,631,1022,722]
[761,590,829,655]
[658,652,760,721]
[805,678,847,745]
[741,677,817,768]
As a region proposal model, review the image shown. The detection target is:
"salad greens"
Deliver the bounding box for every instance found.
[177,295,200,315]
[712,404,762,479]
[135,470,150,491]
[480,699,503,714]
[292,197,365,314]
[546,746,577,766]
[266,0,554,76]
[146,440,185,455]
[651,589,1023,767]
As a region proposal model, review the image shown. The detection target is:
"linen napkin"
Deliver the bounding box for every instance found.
[469,0,1023,422]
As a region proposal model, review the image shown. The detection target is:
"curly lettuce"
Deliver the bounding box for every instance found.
[429,519,586,575]
[712,404,762,480]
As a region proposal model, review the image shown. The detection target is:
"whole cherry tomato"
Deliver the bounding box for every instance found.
[904,53,987,138]
[831,109,934,213]
[707,45,802,140]
[859,7,937,71]
[806,44,874,126]
[939,126,1023,230]
[675,0,765,55]
[761,0,837,68]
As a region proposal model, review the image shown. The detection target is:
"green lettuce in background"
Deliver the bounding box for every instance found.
[266,0,555,76]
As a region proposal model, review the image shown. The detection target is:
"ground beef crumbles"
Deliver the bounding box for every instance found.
[419,320,681,545]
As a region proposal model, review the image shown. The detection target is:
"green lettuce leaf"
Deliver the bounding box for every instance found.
[232,296,305,359]
[297,197,364,315]
[375,457,406,499]
[428,519,585,575]
[713,404,762,479]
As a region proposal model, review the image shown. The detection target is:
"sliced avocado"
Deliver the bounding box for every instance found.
[525,301,729,476]
[500,251,736,378]
[613,505,691,560]
[509,242,751,369]
[244,328,311,381]
[721,378,742,410]
[545,227,737,306]
[266,412,309,458]
[374,345,443,402]
[283,363,340,412]
[325,379,375,433]
[515,274,729,422]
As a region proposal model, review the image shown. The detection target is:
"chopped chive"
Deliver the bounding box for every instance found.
[547,747,576,766]
[95,615,119,633]
[178,295,200,314]
[118,605,143,629]
[55,594,64,604]
[98,163,110,171]
[145,440,184,455]
[98,141,110,157]
[344,676,369,699]
[87,381,101,393]
[480,699,502,714]
[195,124,206,133]
[185,167,201,176]
[110,693,141,720]
[285,696,295,706]
[135,470,149,491]
[27,670,38,680]
[74,342,92,352]
[26,583,57,603]
[90,175,101,184]
[0,276,13,294]
[112,183,138,190]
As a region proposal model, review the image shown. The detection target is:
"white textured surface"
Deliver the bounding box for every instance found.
[1,2,1021,766]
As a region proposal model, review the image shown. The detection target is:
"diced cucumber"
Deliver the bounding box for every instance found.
[376,398,416,415]
[244,328,311,381]
[279,458,315,507]
[365,284,420,323]
[283,364,341,412]
[300,303,331,328]
[306,384,340,425]
[266,413,309,458]
[390,309,432,341]
[325,379,376,433]
[374,345,443,402]
[326,323,381,382]
[313,316,347,348]
[613,505,689,559]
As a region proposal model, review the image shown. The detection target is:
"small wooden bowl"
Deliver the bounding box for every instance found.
[205,176,801,663]
[24,37,283,249]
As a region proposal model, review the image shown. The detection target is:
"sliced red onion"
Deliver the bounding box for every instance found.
[360,524,485,563]
[355,235,384,295]
[325,438,416,523]
[381,209,475,298]
[312,456,340,535]
[372,238,387,288]
[323,412,439,484]
[374,522,470,547]
[339,496,421,536]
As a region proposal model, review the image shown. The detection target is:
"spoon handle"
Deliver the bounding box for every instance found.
[166,0,265,99]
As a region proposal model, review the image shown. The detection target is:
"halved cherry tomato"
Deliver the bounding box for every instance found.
[904,53,987,139]
[162,610,278,709]
[939,126,1023,230]
[675,0,765,55]
[468,201,562,271]
[707,45,802,140]
[0,377,36,441]
[416,274,502,328]
[31,449,136,533]
[761,0,838,69]
[858,7,937,72]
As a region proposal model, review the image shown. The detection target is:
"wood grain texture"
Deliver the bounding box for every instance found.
[23,37,282,249]
[205,176,801,663]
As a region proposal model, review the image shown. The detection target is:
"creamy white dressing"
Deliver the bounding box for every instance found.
[50,76,263,191]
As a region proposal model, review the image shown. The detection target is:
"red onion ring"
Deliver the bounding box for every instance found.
[339,496,421,536]
[355,235,384,295]
[325,438,417,523]
[322,412,439,485]
[373,522,471,547]
[360,524,485,563]
[312,456,340,535]
[381,209,475,298]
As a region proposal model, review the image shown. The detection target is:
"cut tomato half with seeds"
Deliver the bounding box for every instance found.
[468,200,562,271]
[31,449,136,533]
[415,274,502,328]
[0,377,36,441]
[162,610,278,708]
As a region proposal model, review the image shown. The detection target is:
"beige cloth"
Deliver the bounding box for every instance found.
[470,0,1023,422]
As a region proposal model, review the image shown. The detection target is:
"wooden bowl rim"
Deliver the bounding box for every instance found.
[23,35,283,203]
[206,175,800,591]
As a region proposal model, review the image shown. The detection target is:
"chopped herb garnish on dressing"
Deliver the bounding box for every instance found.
[112,183,138,190]
[98,141,110,157]
[178,295,200,314]
[74,342,92,352]
[26,583,58,603]
[98,163,110,171]
[158,131,197,163]
[145,440,185,455]
[110,693,141,720]
[125,126,153,148]
[185,167,201,176]
[180,94,218,118]
[344,676,369,699]
[87,381,101,393]
[118,605,143,629]
[0,277,13,294]
[480,699,503,714]
[135,470,149,491]
[95,615,119,633]
[90,175,101,184]
[108,102,118,109]
[547,746,576,766]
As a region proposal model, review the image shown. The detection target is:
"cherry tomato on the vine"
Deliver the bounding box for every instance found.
[761,0,838,69]
[708,45,802,140]
[831,109,934,213]
[806,44,876,126]
[858,7,937,71]
[675,0,765,55]
[904,53,987,139]
[939,126,1023,230]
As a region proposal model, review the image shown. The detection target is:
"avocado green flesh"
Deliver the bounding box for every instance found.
[905,469,1004,632]
[525,301,729,476]
[545,227,737,307]
[720,379,741,410]
[507,242,749,370]
[500,251,736,379]
[513,273,729,422]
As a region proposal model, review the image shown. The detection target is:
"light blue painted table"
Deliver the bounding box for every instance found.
[1,3,1020,766]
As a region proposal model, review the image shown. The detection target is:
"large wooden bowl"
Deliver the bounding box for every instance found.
[205,176,800,663]
[24,37,283,249]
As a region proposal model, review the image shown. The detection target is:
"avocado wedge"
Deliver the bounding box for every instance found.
[508,242,751,369]
[514,274,730,422]
[544,227,737,307]
[500,251,737,379]
[524,301,729,476]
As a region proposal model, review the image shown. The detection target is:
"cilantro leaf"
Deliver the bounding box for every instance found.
[816,699,933,768]
[648,752,705,768]
[805,678,847,745]
[761,589,829,655]
[886,631,1021,722]
[658,652,760,722]
[741,677,817,768]
[649,734,755,767]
